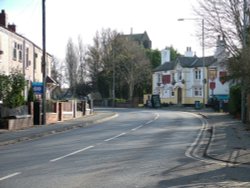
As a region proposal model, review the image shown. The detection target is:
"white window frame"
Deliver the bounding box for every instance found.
[194,87,202,97]
[194,69,201,80]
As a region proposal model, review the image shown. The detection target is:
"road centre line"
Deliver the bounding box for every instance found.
[154,113,160,120]
[131,125,143,131]
[104,133,126,142]
[0,172,21,181]
[145,120,153,125]
[51,112,159,162]
[50,145,94,162]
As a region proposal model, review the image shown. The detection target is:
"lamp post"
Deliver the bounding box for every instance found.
[42,0,47,125]
[178,18,206,107]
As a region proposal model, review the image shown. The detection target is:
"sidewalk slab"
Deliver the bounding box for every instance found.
[203,112,250,165]
[0,111,117,146]
[163,106,250,165]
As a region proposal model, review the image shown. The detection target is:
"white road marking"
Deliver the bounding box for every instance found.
[104,133,126,142]
[154,113,160,120]
[132,113,159,130]
[0,172,21,181]
[145,120,153,125]
[50,145,94,162]
[131,125,143,131]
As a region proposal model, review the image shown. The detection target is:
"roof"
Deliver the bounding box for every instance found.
[154,55,217,72]
[46,76,58,85]
[120,31,151,49]
[0,25,52,57]
[128,32,150,41]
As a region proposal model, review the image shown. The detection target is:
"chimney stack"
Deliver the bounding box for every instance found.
[161,48,171,64]
[8,23,16,32]
[0,10,7,27]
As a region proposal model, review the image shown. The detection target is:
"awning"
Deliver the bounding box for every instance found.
[46,76,57,85]
[46,76,59,90]
[212,94,229,101]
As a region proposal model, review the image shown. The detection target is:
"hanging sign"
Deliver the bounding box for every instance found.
[210,82,216,90]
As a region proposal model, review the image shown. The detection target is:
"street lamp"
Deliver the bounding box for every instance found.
[42,0,47,125]
[178,18,206,107]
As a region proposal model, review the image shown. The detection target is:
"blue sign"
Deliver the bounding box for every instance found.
[32,82,43,94]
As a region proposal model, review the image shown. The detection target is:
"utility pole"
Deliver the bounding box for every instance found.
[241,0,248,123]
[42,0,47,125]
[112,46,115,107]
[202,18,206,107]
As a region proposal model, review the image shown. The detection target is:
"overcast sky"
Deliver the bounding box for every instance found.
[1,0,208,60]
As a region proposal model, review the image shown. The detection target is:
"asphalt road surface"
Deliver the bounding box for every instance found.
[0,108,249,188]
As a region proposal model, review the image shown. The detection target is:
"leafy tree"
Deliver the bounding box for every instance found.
[0,74,10,103]
[27,87,35,102]
[145,49,161,69]
[169,46,181,61]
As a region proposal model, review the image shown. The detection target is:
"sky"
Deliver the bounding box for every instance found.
[1,0,209,60]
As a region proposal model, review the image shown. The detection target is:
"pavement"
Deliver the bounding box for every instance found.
[0,111,117,146]
[0,107,250,166]
[200,109,250,166]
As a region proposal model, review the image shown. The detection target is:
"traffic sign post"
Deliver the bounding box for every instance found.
[32,82,43,95]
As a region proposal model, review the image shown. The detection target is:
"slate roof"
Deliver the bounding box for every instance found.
[154,56,217,72]
[121,31,152,49]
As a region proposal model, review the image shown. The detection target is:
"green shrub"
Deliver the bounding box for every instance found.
[228,85,241,115]
[0,71,26,108]
[115,98,127,103]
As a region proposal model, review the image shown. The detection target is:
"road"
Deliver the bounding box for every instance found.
[0,108,249,188]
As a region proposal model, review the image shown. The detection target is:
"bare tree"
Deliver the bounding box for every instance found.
[51,56,63,86]
[117,39,151,100]
[86,29,118,95]
[77,36,88,84]
[194,0,246,55]
[194,0,250,122]
[65,38,78,97]
[86,31,103,92]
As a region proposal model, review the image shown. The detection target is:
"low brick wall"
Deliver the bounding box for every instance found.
[46,113,58,124]
[0,116,33,130]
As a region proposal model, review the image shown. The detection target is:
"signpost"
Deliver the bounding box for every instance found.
[32,82,43,95]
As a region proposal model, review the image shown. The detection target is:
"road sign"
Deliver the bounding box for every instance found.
[32,82,43,94]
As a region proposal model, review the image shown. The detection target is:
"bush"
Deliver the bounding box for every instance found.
[228,85,241,115]
[0,71,26,108]
[115,98,127,103]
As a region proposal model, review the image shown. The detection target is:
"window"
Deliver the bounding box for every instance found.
[18,44,22,62]
[18,50,22,62]
[157,74,161,84]
[171,73,175,81]
[34,53,38,70]
[178,71,182,80]
[12,42,17,60]
[26,48,29,68]
[171,91,175,97]
[194,87,202,97]
[194,69,201,80]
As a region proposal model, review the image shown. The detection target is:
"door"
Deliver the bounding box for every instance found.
[177,88,182,104]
